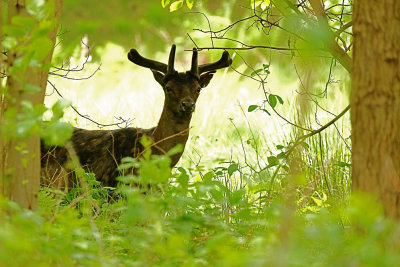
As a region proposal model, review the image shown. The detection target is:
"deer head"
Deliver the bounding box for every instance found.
[127,45,232,120]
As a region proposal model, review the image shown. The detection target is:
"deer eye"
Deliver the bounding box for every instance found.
[165,86,172,93]
[197,87,202,93]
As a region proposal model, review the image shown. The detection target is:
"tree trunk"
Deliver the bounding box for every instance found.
[0,0,3,190]
[352,0,400,218]
[0,0,64,210]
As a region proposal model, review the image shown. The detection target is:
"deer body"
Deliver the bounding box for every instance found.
[41,45,232,188]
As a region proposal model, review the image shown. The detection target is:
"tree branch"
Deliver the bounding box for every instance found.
[47,80,132,128]
[186,45,295,52]
[308,0,352,73]
[334,21,352,36]
[262,103,351,173]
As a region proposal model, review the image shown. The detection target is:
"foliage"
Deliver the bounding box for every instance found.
[57,0,241,60]
[2,0,395,266]
[1,0,73,145]
[0,152,398,266]
[1,98,72,146]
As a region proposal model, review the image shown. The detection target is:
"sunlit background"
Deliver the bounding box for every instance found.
[46,0,351,183]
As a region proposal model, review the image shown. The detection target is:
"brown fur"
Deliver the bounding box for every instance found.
[41,127,149,187]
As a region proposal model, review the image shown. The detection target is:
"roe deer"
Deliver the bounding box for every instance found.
[41,44,232,188]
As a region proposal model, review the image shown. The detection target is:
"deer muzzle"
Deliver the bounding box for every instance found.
[181,101,195,113]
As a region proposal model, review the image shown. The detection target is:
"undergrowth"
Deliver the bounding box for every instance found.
[0,134,398,266]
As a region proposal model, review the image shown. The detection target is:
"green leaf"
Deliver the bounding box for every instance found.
[16,119,37,138]
[228,189,245,205]
[276,144,284,150]
[30,37,53,61]
[263,63,270,74]
[337,161,351,168]
[186,0,194,9]
[227,163,238,176]
[23,84,42,93]
[267,156,278,166]
[177,167,187,174]
[161,0,171,8]
[250,68,263,76]
[34,103,47,115]
[210,188,224,202]
[311,196,323,207]
[248,105,258,112]
[42,121,73,146]
[52,99,71,119]
[261,108,271,116]
[3,25,26,36]
[167,143,183,156]
[276,94,284,104]
[277,152,286,160]
[177,169,189,189]
[269,94,277,108]
[203,171,214,182]
[20,100,35,112]
[170,0,183,12]
[11,16,36,30]
[32,20,56,39]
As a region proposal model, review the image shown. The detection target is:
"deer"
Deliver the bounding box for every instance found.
[41,44,232,188]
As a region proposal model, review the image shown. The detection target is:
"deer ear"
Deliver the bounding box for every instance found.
[151,70,165,85]
[199,71,215,88]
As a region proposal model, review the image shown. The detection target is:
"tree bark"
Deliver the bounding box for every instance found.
[352,0,400,218]
[0,0,64,210]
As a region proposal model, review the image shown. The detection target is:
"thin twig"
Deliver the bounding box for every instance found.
[135,128,190,160]
[47,80,132,128]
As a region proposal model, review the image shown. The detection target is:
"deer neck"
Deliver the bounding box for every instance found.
[151,106,192,163]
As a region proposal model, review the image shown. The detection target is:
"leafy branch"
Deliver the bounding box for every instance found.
[182,1,353,192]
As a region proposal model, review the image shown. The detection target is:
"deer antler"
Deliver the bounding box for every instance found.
[190,48,199,78]
[198,51,232,74]
[167,44,176,75]
[128,45,231,76]
[127,44,177,75]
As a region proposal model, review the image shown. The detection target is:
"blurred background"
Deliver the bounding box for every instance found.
[46,0,351,191]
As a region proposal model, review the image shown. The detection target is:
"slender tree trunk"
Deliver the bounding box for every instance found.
[0,0,7,199]
[0,1,2,66]
[352,0,400,218]
[0,0,64,210]
[0,0,3,174]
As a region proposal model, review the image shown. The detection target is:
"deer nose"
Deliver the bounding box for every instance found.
[181,101,195,112]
